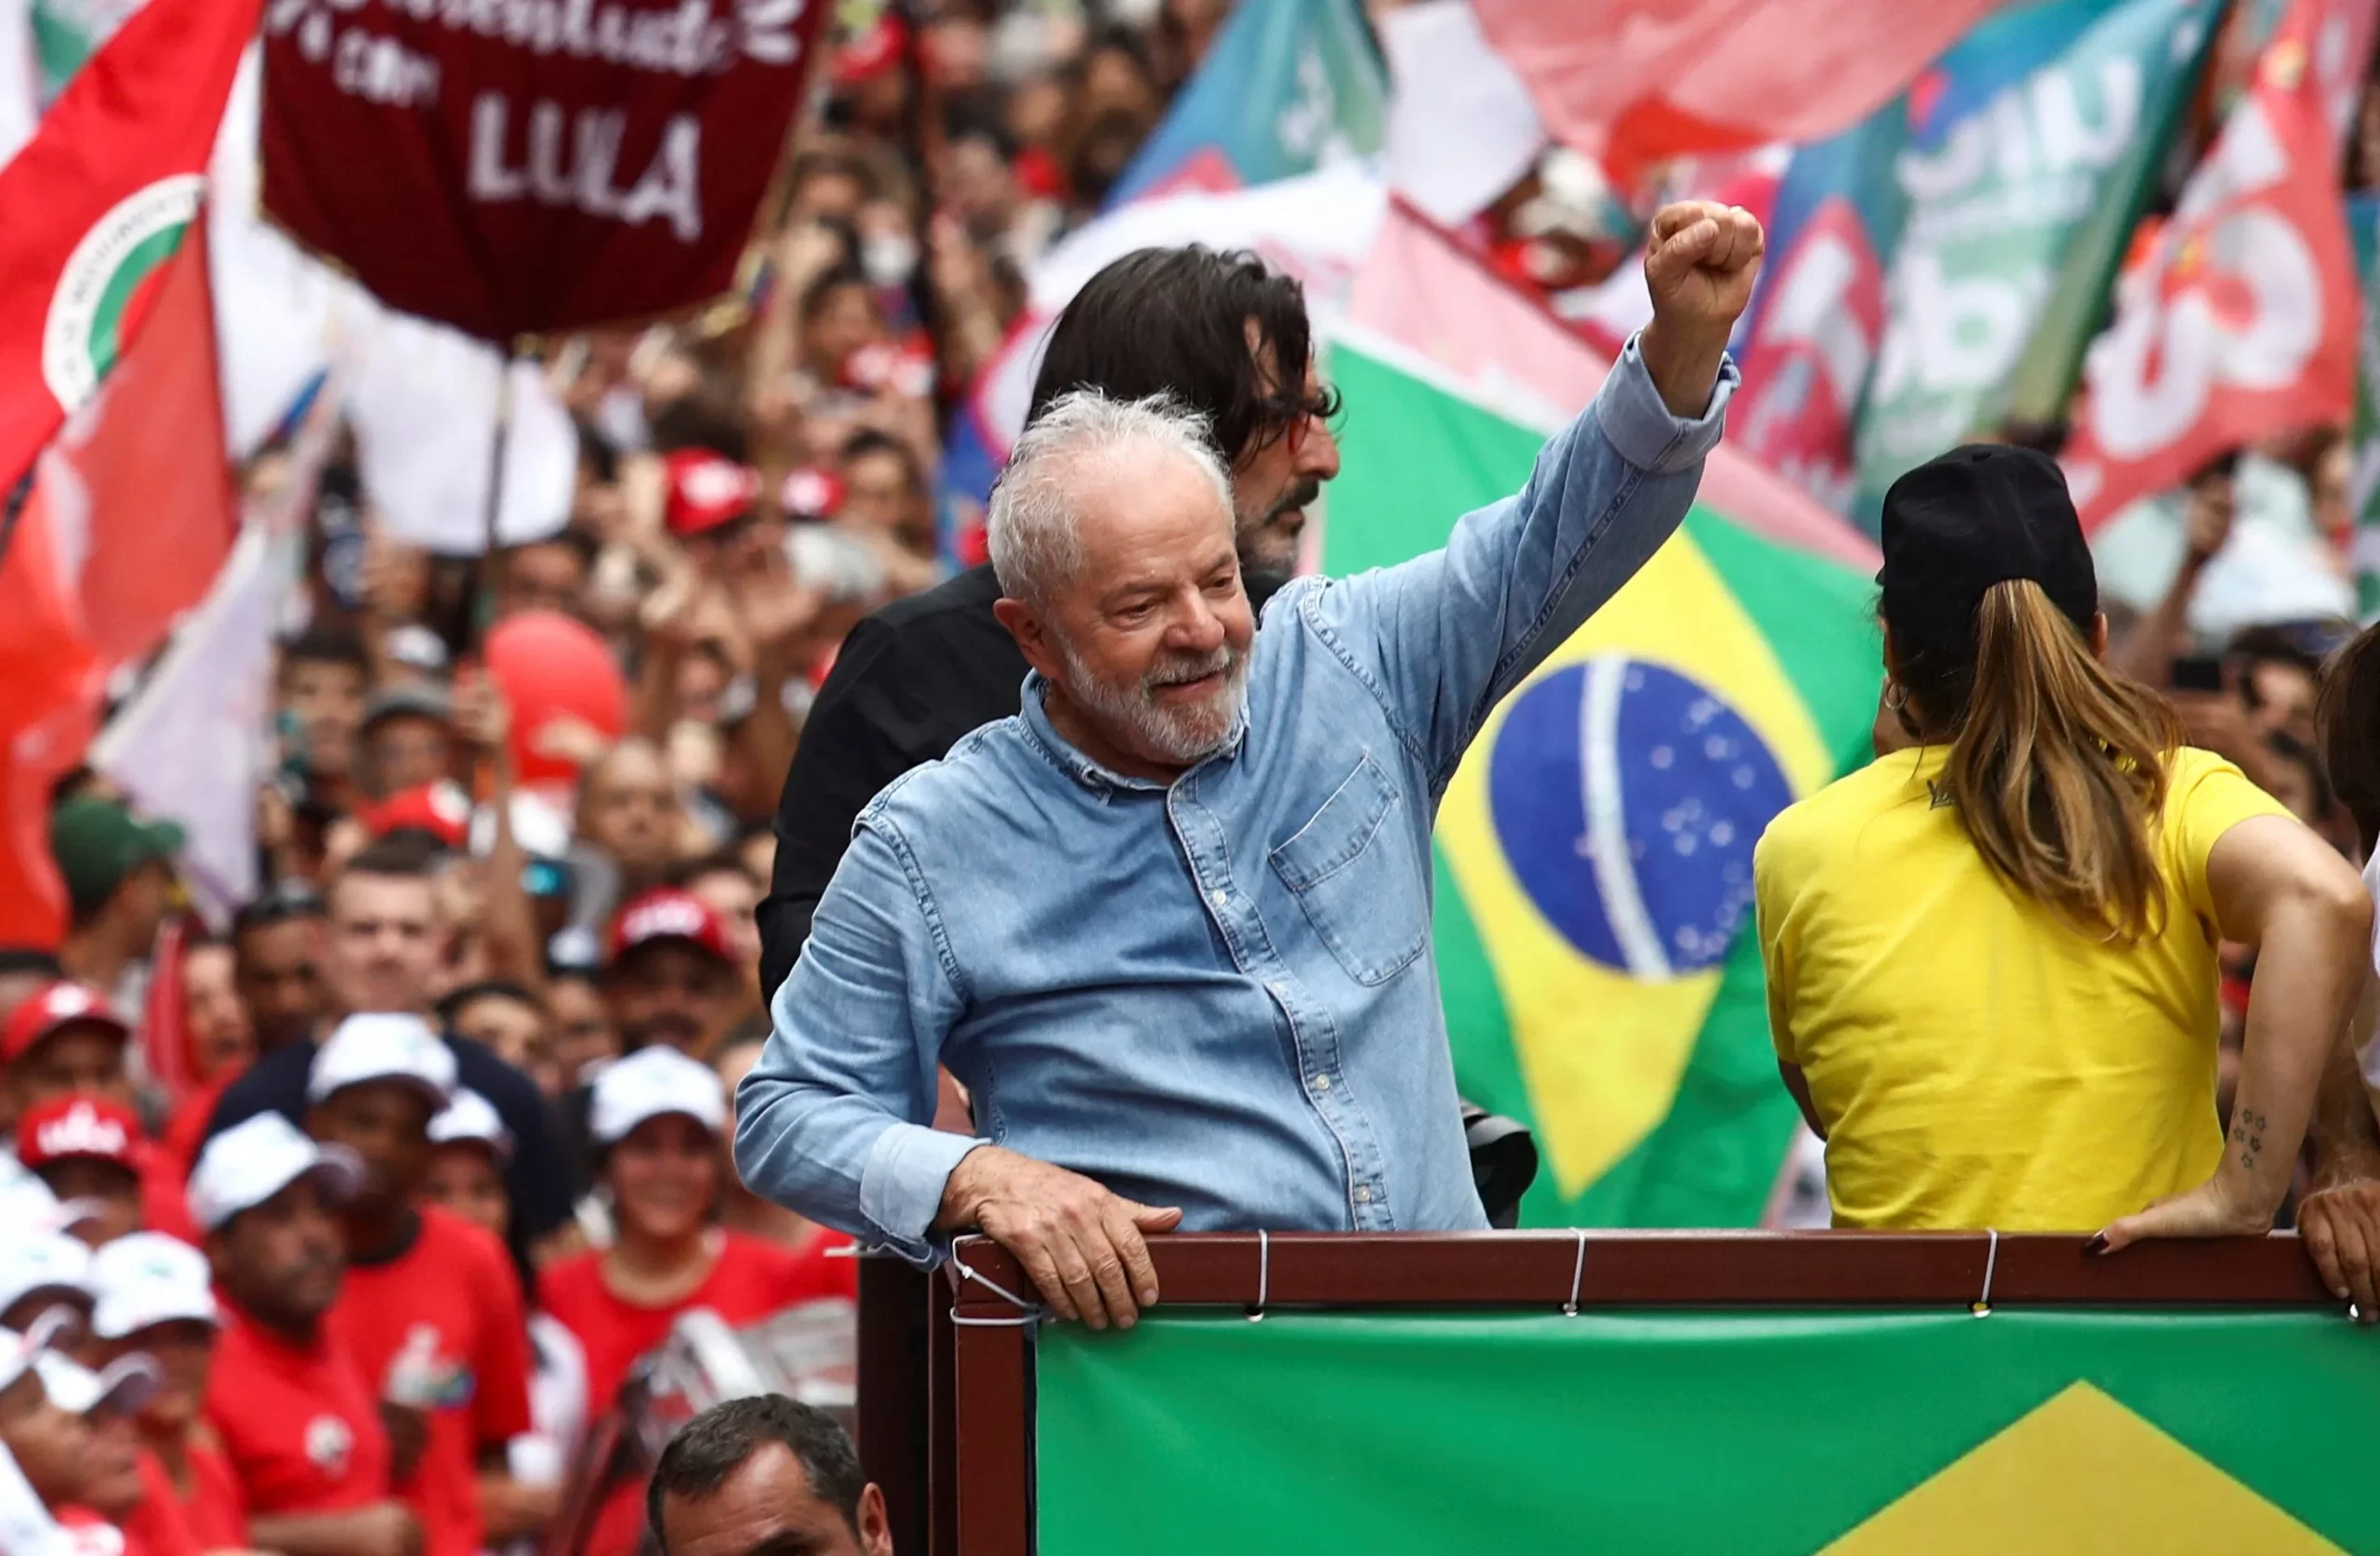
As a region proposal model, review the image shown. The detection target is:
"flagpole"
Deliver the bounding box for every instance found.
[474,345,516,644]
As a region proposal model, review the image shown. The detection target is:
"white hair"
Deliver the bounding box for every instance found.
[986,389,1235,606]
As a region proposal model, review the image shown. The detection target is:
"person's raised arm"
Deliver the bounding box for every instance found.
[1316,202,1762,788]
[2098,814,2372,1249]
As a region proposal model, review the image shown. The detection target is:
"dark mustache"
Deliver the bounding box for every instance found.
[1262,480,1322,524]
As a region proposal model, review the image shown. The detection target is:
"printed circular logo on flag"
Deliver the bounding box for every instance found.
[1488,657,1792,981]
[41,174,205,416]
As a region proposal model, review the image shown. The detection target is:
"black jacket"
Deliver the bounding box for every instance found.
[758,564,1285,998]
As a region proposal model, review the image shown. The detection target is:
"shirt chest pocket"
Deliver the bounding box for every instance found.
[1268,753,1428,986]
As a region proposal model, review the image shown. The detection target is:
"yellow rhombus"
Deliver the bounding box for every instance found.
[1821,1382,2342,1554]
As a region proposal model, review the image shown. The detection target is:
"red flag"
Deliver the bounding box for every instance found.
[0,487,104,948]
[0,0,259,491]
[1470,0,2006,184]
[141,916,193,1100]
[2062,0,2379,529]
[0,231,237,950]
[47,216,239,667]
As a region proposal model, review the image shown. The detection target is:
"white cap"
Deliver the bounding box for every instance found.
[428,1089,512,1164]
[589,1047,726,1146]
[306,1013,457,1110]
[88,1233,216,1340]
[188,1114,364,1233]
[0,1176,99,1241]
[33,1351,160,1417]
[0,1234,91,1317]
[0,1309,75,1395]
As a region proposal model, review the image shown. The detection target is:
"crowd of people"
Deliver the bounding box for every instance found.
[15,1,2380,1553]
[1,5,1273,1553]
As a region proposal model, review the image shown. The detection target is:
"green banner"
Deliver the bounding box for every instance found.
[1853,0,2217,514]
[1038,1309,2377,1553]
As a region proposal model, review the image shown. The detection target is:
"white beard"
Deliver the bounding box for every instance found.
[1058,638,1250,766]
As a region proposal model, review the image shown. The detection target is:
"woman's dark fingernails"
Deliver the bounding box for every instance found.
[2083,1233,2109,1255]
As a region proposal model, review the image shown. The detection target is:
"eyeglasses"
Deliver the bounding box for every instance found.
[1256,390,1334,459]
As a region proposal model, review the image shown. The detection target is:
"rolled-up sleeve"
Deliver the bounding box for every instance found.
[734,812,979,1261]
[1309,335,1736,788]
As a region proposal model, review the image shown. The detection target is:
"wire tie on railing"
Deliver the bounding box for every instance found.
[1246,1229,1270,1323]
[1563,1229,1588,1317]
[949,1245,1049,1329]
[1971,1229,2000,1318]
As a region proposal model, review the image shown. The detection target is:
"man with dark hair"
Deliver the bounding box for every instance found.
[231,886,333,1056]
[646,1395,891,1556]
[758,243,1341,995]
[279,625,372,809]
[839,429,935,560]
[203,845,575,1272]
[490,532,596,623]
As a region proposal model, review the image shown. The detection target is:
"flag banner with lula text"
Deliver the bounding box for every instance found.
[1322,335,1878,1227]
[2062,0,2380,529]
[258,0,830,342]
[1731,0,2218,524]
[1037,1308,2380,1554]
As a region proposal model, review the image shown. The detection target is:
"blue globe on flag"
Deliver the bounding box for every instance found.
[1488,658,1795,981]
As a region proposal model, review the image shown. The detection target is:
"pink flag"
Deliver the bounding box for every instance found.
[1348,200,1877,569]
[1472,0,2005,182]
[2061,0,2379,529]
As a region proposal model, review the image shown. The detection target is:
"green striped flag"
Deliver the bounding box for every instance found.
[1322,335,1881,1226]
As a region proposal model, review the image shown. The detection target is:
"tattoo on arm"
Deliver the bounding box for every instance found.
[2232,1109,2268,1174]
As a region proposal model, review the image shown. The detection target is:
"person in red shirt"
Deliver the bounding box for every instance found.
[306,1013,534,1556]
[17,1096,149,1248]
[33,1351,173,1556]
[543,1047,853,1556]
[88,1233,249,1553]
[2,990,196,1243]
[192,1112,418,1556]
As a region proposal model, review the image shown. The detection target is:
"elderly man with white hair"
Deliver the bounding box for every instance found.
[737,203,1765,1329]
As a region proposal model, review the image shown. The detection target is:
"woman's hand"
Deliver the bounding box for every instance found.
[2090,1170,2272,1254]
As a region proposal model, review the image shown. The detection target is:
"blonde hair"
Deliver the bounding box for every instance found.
[1924,581,2183,943]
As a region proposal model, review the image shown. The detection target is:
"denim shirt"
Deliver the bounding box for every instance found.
[735,337,1738,1258]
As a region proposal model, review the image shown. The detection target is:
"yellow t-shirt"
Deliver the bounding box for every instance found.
[1752,744,2291,1232]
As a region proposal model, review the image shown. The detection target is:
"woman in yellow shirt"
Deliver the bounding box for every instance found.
[1753,444,2369,1244]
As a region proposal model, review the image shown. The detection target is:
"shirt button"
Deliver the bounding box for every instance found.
[1209,888,1228,909]
[1354,1183,1373,1205]
[1312,1074,1331,1092]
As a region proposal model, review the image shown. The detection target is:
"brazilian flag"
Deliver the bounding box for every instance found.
[1322,337,1881,1226]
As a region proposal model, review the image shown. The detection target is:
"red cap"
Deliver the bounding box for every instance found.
[3,983,130,1065]
[780,466,847,521]
[607,889,735,966]
[16,1095,141,1171]
[664,451,761,538]
[357,782,472,850]
[833,13,906,85]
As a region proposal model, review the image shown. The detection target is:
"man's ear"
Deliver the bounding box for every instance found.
[857,1483,893,1556]
[992,597,1064,683]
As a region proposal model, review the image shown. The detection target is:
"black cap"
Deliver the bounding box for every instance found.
[1878,444,2097,633]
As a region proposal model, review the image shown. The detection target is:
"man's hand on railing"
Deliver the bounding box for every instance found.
[936,1146,1182,1331]
[2299,1180,2380,1323]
